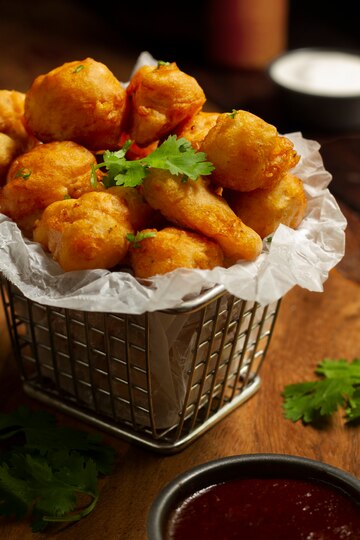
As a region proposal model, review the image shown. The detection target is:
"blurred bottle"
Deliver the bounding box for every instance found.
[207,0,289,69]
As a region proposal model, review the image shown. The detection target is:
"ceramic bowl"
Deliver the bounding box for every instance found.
[147,453,360,539]
[268,47,360,131]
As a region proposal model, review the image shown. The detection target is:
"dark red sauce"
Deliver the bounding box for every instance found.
[166,477,360,540]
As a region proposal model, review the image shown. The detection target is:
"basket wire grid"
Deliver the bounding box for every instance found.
[1,278,280,453]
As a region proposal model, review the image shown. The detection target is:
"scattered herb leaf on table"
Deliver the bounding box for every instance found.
[282,358,360,424]
[0,405,116,532]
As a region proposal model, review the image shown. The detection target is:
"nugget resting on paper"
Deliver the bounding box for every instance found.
[33,191,133,272]
[142,170,262,263]
[201,110,300,192]
[24,58,127,150]
[126,62,206,146]
[225,173,307,239]
[175,111,220,151]
[0,141,101,236]
[129,226,224,278]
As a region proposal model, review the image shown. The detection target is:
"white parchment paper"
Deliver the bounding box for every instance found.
[0,51,347,314]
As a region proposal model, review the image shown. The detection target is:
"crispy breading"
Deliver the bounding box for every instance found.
[142,170,262,264]
[225,173,307,239]
[126,62,206,146]
[0,133,19,183]
[201,110,300,192]
[175,111,220,150]
[0,141,101,236]
[106,185,158,231]
[129,226,224,277]
[24,58,127,150]
[33,191,133,271]
[0,89,38,184]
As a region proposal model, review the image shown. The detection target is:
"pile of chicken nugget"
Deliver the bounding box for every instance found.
[0,57,307,277]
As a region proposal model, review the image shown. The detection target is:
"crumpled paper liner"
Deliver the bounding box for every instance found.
[0,131,347,314]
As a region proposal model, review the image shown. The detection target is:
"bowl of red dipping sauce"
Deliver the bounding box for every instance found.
[147,453,360,540]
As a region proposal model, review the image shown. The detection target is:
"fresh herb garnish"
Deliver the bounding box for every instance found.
[157,60,170,68]
[72,65,85,73]
[15,167,32,180]
[227,109,238,119]
[0,406,116,532]
[282,358,360,424]
[127,231,157,248]
[91,135,214,189]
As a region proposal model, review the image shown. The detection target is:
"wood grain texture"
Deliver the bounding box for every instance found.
[1,204,359,539]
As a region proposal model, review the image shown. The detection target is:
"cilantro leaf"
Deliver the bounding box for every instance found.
[346,388,360,421]
[142,135,215,180]
[91,135,214,189]
[282,358,360,424]
[0,463,33,520]
[0,406,115,530]
[316,357,360,380]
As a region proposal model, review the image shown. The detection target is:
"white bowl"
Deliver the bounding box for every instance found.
[268,47,360,131]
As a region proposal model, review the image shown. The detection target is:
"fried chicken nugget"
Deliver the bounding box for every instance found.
[224,172,307,239]
[0,141,101,236]
[33,191,133,272]
[0,90,37,184]
[24,58,127,150]
[0,133,19,183]
[0,90,30,142]
[175,111,220,150]
[201,110,300,192]
[129,226,224,278]
[126,62,206,146]
[142,170,262,264]
[107,185,157,230]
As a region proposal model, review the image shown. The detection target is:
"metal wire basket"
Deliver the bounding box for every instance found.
[1,278,280,453]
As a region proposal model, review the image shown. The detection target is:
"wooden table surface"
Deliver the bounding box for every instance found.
[0,201,359,539]
[1,3,360,538]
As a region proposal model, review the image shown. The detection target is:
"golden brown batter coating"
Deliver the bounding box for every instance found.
[129,226,224,278]
[0,141,101,236]
[0,90,28,141]
[126,62,206,146]
[225,173,307,239]
[0,90,38,184]
[201,110,300,192]
[33,191,133,272]
[175,111,220,150]
[142,170,262,264]
[0,133,19,183]
[24,58,127,150]
[106,185,157,231]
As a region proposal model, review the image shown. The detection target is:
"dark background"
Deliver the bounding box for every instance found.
[0,0,359,85]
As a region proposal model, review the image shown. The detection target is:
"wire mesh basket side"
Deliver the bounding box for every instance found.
[1,279,280,452]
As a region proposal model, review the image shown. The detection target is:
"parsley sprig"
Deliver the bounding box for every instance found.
[0,406,116,532]
[91,135,214,189]
[282,358,360,424]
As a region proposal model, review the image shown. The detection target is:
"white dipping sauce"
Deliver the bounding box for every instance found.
[270,50,360,97]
